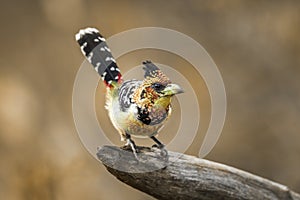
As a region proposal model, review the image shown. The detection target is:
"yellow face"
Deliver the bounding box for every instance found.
[129,61,184,127]
[133,82,182,108]
[133,68,183,110]
[151,83,183,108]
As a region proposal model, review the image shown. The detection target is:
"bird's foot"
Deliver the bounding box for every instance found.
[151,143,165,149]
[152,144,168,159]
[123,138,140,161]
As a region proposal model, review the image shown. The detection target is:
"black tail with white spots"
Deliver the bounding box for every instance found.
[75,27,122,88]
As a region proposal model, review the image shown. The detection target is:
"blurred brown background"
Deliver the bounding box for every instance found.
[1,0,300,199]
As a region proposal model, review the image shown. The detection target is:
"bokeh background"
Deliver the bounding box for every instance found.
[1,0,300,199]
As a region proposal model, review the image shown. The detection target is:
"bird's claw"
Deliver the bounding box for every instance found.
[123,137,140,161]
[152,144,168,158]
[151,144,164,149]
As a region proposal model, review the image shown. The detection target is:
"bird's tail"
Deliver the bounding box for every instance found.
[75,27,122,88]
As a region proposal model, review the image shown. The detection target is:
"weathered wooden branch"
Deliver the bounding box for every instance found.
[97,146,300,200]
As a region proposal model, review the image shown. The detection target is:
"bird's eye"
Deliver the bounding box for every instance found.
[151,83,165,91]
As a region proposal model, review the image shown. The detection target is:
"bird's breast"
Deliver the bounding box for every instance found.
[137,105,170,126]
[106,87,172,137]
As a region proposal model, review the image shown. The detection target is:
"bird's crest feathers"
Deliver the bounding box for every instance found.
[142,60,171,86]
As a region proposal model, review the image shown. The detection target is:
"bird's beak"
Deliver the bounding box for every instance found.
[161,83,184,96]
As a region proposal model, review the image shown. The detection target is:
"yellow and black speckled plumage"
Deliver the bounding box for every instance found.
[76,28,183,157]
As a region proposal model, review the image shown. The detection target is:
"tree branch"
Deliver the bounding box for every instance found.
[97,146,300,200]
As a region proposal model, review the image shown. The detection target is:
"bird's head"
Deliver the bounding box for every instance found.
[133,61,183,109]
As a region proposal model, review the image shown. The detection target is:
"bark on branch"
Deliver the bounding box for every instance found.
[97,145,300,200]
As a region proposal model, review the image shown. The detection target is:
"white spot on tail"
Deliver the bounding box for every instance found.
[80,46,85,54]
[95,62,101,72]
[104,46,111,52]
[75,33,81,41]
[98,36,105,42]
[105,57,116,63]
[100,46,111,52]
[87,52,93,62]
[110,67,115,71]
[75,27,99,41]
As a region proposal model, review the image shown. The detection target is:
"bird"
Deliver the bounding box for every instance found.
[75,27,183,158]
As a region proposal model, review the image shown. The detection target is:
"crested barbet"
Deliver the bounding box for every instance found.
[75,27,183,158]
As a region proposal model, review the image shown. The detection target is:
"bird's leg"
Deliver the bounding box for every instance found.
[151,136,168,158]
[151,135,165,149]
[124,133,139,159]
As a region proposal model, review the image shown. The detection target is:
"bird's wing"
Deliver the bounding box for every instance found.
[118,80,142,112]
